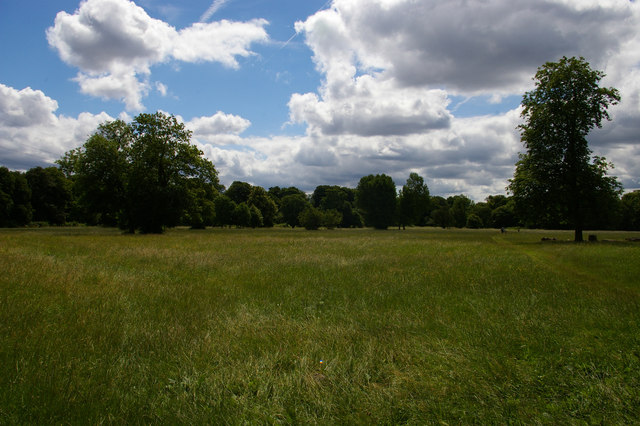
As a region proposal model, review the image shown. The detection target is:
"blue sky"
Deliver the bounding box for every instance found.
[1,0,639,199]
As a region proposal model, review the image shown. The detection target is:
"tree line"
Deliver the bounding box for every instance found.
[2,58,640,234]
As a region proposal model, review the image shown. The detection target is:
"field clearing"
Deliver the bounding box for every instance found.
[1,226,639,423]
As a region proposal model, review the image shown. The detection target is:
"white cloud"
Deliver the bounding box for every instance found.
[186,112,251,142]
[47,0,268,110]
[0,84,111,169]
[172,20,268,67]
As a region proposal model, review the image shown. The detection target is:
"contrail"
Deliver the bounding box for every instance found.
[200,0,230,23]
[279,0,333,49]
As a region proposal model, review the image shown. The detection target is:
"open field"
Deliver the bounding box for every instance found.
[1,226,639,423]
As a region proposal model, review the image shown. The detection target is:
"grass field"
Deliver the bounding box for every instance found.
[1,226,639,423]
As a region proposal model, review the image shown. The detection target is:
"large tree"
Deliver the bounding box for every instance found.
[356,174,397,229]
[509,57,621,241]
[59,112,220,233]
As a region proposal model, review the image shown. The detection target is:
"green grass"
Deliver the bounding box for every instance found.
[1,227,639,423]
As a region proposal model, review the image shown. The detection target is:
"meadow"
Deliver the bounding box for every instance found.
[1,226,639,424]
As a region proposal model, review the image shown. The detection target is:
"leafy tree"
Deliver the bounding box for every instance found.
[491,202,517,228]
[25,167,72,225]
[466,213,483,229]
[71,123,131,225]
[485,195,509,211]
[214,195,236,227]
[249,205,263,228]
[620,190,640,231]
[312,185,361,228]
[430,196,452,228]
[356,174,397,229]
[232,202,252,228]
[321,209,343,229]
[508,57,621,241]
[298,206,323,230]
[448,195,473,228]
[59,112,219,232]
[226,181,253,205]
[0,167,32,227]
[470,202,491,228]
[280,193,310,228]
[248,186,277,227]
[268,186,306,205]
[398,173,430,228]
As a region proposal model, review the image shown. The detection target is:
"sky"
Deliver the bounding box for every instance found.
[1,0,639,200]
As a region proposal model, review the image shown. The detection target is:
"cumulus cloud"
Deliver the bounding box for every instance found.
[298,0,635,95]
[46,0,268,110]
[0,84,111,169]
[273,0,640,197]
[186,112,251,143]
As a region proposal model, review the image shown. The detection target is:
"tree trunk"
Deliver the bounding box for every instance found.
[574,227,583,242]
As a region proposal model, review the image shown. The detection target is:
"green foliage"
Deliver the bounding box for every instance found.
[232,202,252,228]
[430,196,452,228]
[311,185,361,228]
[298,206,323,230]
[248,186,277,227]
[620,191,640,230]
[279,194,310,228]
[214,195,236,227]
[225,181,253,205]
[25,167,72,225]
[491,202,517,228]
[448,195,473,228]
[249,205,263,228]
[0,167,32,227]
[465,213,483,229]
[321,209,342,229]
[58,112,220,233]
[509,57,621,241]
[398,173,430,227]
[356,174,397,229]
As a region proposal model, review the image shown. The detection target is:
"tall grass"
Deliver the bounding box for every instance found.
[1,227,639,423]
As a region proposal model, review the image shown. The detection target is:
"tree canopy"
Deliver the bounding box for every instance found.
[356,174,397,229]
[508,57,621,241]
[58,112,221,233]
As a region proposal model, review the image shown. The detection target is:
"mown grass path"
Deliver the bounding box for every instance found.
[1,227,639,423]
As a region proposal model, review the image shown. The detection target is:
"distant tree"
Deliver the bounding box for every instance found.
[298,206,323,230]
[249,205,263,228]
[491,202,517,228]
[312,185,361,228]
[620,191,640,231]
[25,167,72,225]
[448,195,473,228]
[232,202,252,228]
[471,202,492,228]
[280,193,310,228]
[430,196,452,228]
[356,174,397,229]
[226,181,253,205]
[268,186,306,205]
[466,213,483,229]
[321,209,343,229]
[398,173,430,228]
[248,186,277,227]
[0,167,32,227]
[214,195,236,227]
[508,57,621,241]
[485,195,509,211]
